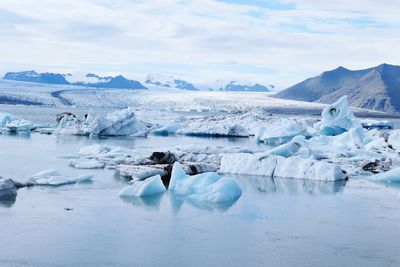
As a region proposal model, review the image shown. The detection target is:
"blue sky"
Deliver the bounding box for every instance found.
[0,0,399,87]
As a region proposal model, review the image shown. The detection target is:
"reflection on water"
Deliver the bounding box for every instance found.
[118,175,347,214]
[120,192,238,213]
[232,174,347,195]
[0,193,17,208]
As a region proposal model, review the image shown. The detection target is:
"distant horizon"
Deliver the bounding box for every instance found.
[1,0,400,87]
[1,62,398,89]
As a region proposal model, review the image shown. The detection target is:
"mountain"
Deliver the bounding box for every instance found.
[208,80,273,92]
[145,73,198,91]
[3,70,69,85]
[3,71,147,90]
[274,64,400,113]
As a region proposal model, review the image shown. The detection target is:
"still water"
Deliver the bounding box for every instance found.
[1,105,400,267]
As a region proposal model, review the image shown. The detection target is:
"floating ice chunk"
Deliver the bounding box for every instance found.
[274,156,346,181]
[220,153,277,177]
[169,162,187,191]
[176,117,249,137]
[70,159,105,169]
[48,176,74,186]
[220,153,346,181]
[56,108,149,137]
[255,119,308,145]
[367,167,400,183]
[76,174,94,182]
[0,113,16,127]
[119,174,166,197]
[267,135,311,158]
[151,123,182,136]
[27,169,60,181]
[169,162,242,203]
[315,96,361,136]
[4,119,33,132]
[26,170,94,186]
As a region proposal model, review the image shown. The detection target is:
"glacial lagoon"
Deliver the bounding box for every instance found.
[1,105,400,267]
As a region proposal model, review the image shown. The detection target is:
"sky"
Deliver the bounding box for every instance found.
[0,0,399,87]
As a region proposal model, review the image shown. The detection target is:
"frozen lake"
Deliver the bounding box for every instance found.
[1,105,400,266]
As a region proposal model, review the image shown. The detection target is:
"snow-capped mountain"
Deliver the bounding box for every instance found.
[145,73,198,91]
[3,70,70,85]
[3,71,147,90]
[274,63,400,113]
[206,80,273,92]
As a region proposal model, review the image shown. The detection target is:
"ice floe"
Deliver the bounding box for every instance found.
[26,169,93,186]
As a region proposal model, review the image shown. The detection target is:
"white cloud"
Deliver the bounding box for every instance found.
[0,0,399,87]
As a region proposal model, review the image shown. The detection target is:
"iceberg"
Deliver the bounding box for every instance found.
[255,119,309,145]
[26,169,93,186]
[0,113,16,127]
[55,108,149,137]
[168,162,242,203]
[151,123,182,136]
[315,96,361,136]
[220,153,346,181]
[367,167,400,183]
[119,174,166,197]
[4,119,33,133]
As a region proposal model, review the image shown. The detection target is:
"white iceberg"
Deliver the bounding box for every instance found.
[55,108,149,137]
[169,162,242,203]
[220,153,346,181]
[315,96,361,136]
[255,119,309,145]
[26,169,93,186]
[119,174,166,197]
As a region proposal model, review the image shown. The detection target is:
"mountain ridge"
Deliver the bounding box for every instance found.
[274,63,400,113]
